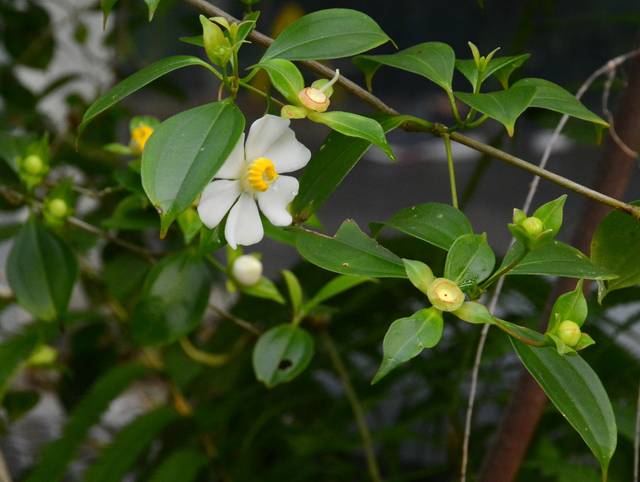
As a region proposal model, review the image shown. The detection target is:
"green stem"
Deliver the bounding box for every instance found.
[443,133,459,209]
[464,113,489,129]
[320,331,383,482]
[179,337,231,366]
[479,248,529,290]
[446,90,463,123]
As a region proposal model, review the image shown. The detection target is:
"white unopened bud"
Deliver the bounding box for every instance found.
[232,255,262,287]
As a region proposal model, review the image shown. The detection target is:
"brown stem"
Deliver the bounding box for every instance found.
[479,55,640,482]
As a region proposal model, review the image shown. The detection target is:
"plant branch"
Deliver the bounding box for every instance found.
[184,0,640,219]
[443,133,459,209]
[320,330,383,482]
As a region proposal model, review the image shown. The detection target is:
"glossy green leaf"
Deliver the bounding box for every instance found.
[550,280,587,331]
[141,101,244,235]
[241,276,286,304]
[505,240,615,280]
[372,202,473,251]
[456,53,530,89]
[591,201,640,300]
[282,270,304,317]
[148,450,208,482]
[24,364,147,482]
[444,233,495,284]
[144,0,161,21]
[302,275,373,317]
[0,328,40,400]
[372,307,443,384]
[80,56,214,134]
[292,115,403,221]
[355,42,455,92]
[131,253,211,345]
[533,195,567,237]
[403,259,435,295]
[453,301,495,325]
[308,111,394,160]
[514,78,608,126]
[253,324,314,388]
[494,318,546,345]
[262,9,391,61]
[512,340,616,478]
[255,58,304,104]
[456,86,536,136]
[7,217,78,322]
[296,220,406,278]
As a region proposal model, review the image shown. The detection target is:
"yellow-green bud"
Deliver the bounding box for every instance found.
[200,15,231,66]
[23,154,44,175]
[47,198,68,218]
[27,345,57,366]
[557,320,581,347]
[232,255,263,287]
[427,278,465,312]
[521,216,544,237]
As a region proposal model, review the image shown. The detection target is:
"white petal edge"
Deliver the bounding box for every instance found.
[245,115,291,162]
[197,180,241,229]
[262,128,311,173]
[225,193,264,249]
[256,175,298,226]
[215,133,246,179]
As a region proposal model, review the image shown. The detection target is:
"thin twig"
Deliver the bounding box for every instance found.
[602,67,638,159]
[179,337,232,367]
[320,330,383,482]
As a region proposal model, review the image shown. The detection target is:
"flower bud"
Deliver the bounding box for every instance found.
[521,216,544,237]
[427,278,465,312]
[298,87,330,112]
[22,154,45,175]
[232,254,263,287]
[47,198,68,219]
[557,320,581,347]
[200,15,232,66]
[27,345,57,366]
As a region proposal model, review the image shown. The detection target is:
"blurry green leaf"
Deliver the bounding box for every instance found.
[24,364,147,482]
[512,341,616,478]
[255,58,304,105]
[292,115,403,221]
[102,253,150,303]
[180,35,204,47]
[549,280,587,331]
[80,56,215,134]
[142,101,244,235]
[355,42,455,92]
[372,307,443,384]
[444,233,495,284]
[131,253,211,345]
[296,220,406,278]
[456,86,536,136]
[102,195,158,230]
[144,0,161,21]
[302,275,373,316]
[282,270,304,317]
[7,217,78,322]
[236,11,260,44]
[253,324,314,388]
[262,9,391,61]
[84,407,179,482]
[148,449,208,482]
[100,0,119,27]
[240,276,286,304]
[177,207,203,245]
[372,202,473,250]
[0,328,40,400]
[3,390,40,422]
[514,78,608,126]
[591,201,640,301]
[308,111,394,160]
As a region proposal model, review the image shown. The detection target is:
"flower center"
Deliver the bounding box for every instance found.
[131,125,154,153]
[427,278,465,312]
[246,157,278,192]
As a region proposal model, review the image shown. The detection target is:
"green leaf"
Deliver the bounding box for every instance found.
[456,53,530,89]
[505,240,615,280]
[591,201,640,300]
[301,275,373,317]
[402,259,435,295]
[24,364,147,482]
[84,407,179,482]
[144,0,161,21]
[79,56,214,134]
[262,9,391,61]
[307,111,394,160]
[240,276,286,304]
[549,280,587,331]
[254,58,304,105]
[372,202,473,250]
[372,307,443,384]
[444,233,495,284]
[148,449,208,482]
[100,0,118,27]
[296,220,406,278]
[456,86,536,136]
[102,195,158,230]
[7,217,78,322]
[533,195,567,237]
[141,101,244,235]
[292,115,403,221]
[0,328,40,400]
[494,318,546,345]
[131,253,211,346]
[355,42,455,92]
[453,301,495,325]
[282,270,304,317]
[512,340,616,478]
[513,78,608,126]
[177,207,203,244]
[253,324,314,388]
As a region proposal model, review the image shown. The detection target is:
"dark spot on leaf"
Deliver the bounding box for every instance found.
[278,359,293,371]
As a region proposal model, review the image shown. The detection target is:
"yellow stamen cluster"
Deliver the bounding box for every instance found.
[246,157,278,192]
[131,125,154,154]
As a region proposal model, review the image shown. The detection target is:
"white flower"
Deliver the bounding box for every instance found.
[231,255,263,287]
[197,114,311,248]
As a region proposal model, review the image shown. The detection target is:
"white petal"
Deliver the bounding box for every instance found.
[197,180,240,229]
[245,115,290,161]
[256,175,298,226]
[224,193,264,249]
[215,133,246,179]
[262,128,311,173]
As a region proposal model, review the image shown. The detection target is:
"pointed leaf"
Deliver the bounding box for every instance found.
[302,275,373,317]
[456,53,530,89]
[144,0,161,21]
[282,270,304,317]
[533,195,567,237]
[241,276,286,304]
[255,58,304,105]
[550,280,587,331]
[444,233,495,284]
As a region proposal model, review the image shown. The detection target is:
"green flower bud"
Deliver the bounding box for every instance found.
[200,15,232,66]
[557,320,581,347]
[427,278,465,312]
[23,154,45,175]
[521,216,544,237]
[27,345,57,366]
[47,198,68,219]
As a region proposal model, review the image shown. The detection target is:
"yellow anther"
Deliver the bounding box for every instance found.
[131,125,154,154]
[246,157,278,192]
